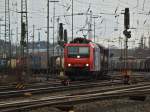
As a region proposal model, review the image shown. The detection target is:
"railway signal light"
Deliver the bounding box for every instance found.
[64,29,68,43]
[124,8,130,29]
[123,30,131,38]
[59,23,63,41]
[58,23,65,47]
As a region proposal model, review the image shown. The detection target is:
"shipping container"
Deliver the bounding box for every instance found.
[10,59,17,69]
[0,59,7,71]
[30,55,41,70]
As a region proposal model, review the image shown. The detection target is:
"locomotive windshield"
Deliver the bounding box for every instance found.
[67,46,89,58]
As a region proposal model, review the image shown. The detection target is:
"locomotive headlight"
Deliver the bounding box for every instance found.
[77,55,80,58]
[68,64,71,67]
[86,64,89,67]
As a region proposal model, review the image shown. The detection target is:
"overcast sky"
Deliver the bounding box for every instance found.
[0,0,150,48]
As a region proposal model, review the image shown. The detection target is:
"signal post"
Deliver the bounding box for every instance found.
[123,8,131,84]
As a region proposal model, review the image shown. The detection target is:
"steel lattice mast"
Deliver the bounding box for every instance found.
[20,0,30,76]
[20,0,28,58]
[4,0,11,60]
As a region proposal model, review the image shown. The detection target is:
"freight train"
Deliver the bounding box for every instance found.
[29,52,62,74]
[0,55,62,75]
[64,37,109,80]
[110,57,150,72]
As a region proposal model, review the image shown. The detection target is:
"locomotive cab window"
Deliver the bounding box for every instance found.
[67,46,89,58]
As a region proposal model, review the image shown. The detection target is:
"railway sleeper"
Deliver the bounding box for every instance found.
[129,95,147,101]
[54,105,74,111]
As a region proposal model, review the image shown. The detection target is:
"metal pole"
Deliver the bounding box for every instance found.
[53,2,55,56]
[119,36,123,58]
[0,20,1,41]
[5,0,7,58]
[50,1,59,56]
[0,20,1,58]
[108,41,110,70]
[47,0,50,80]
[72,0,73,41]
[8,1,11,64]
[124,32,128,75]
[92,16,98,42]
[88,10,92,40]
[16,26,18,57]
[94,18,95,42]
[5,0,10,59]
[50,0,59,77]
[32,24,35,55]
[38,30,41,68]
[52,2,56,77]
[36,28,41,56]
[123,34,128,82]
[121,39,123,58]
[20,0,28,64]
[25,0,29,76]
[21,0,23,57]
[38,30,40,55]
[9,29,12,62]
[149,36,150,48]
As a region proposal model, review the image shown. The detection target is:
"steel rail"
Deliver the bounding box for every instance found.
[0,89,150,112]
[1,82,150,112]
[0,80,122,99]
[0,81,61,91]
[0,79,111,91]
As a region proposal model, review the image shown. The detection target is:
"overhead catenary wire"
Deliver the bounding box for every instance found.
[1,0,150,47]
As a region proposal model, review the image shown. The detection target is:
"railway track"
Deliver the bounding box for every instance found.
[0,82,150,112]
[0,72,146,99]
[0,79,109,91]
[0,71,145,92]
[0,80,61,91]
[0,80,122,99]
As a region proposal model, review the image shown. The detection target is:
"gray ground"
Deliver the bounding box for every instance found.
[1,72,150,112]
[75,98,150,112]
[28,97,150,112]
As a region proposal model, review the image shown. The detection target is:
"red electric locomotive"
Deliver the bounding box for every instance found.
[64,37,109,80]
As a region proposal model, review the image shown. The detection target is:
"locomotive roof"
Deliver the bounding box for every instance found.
[70,37,91,44]
[67,37,108,50]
